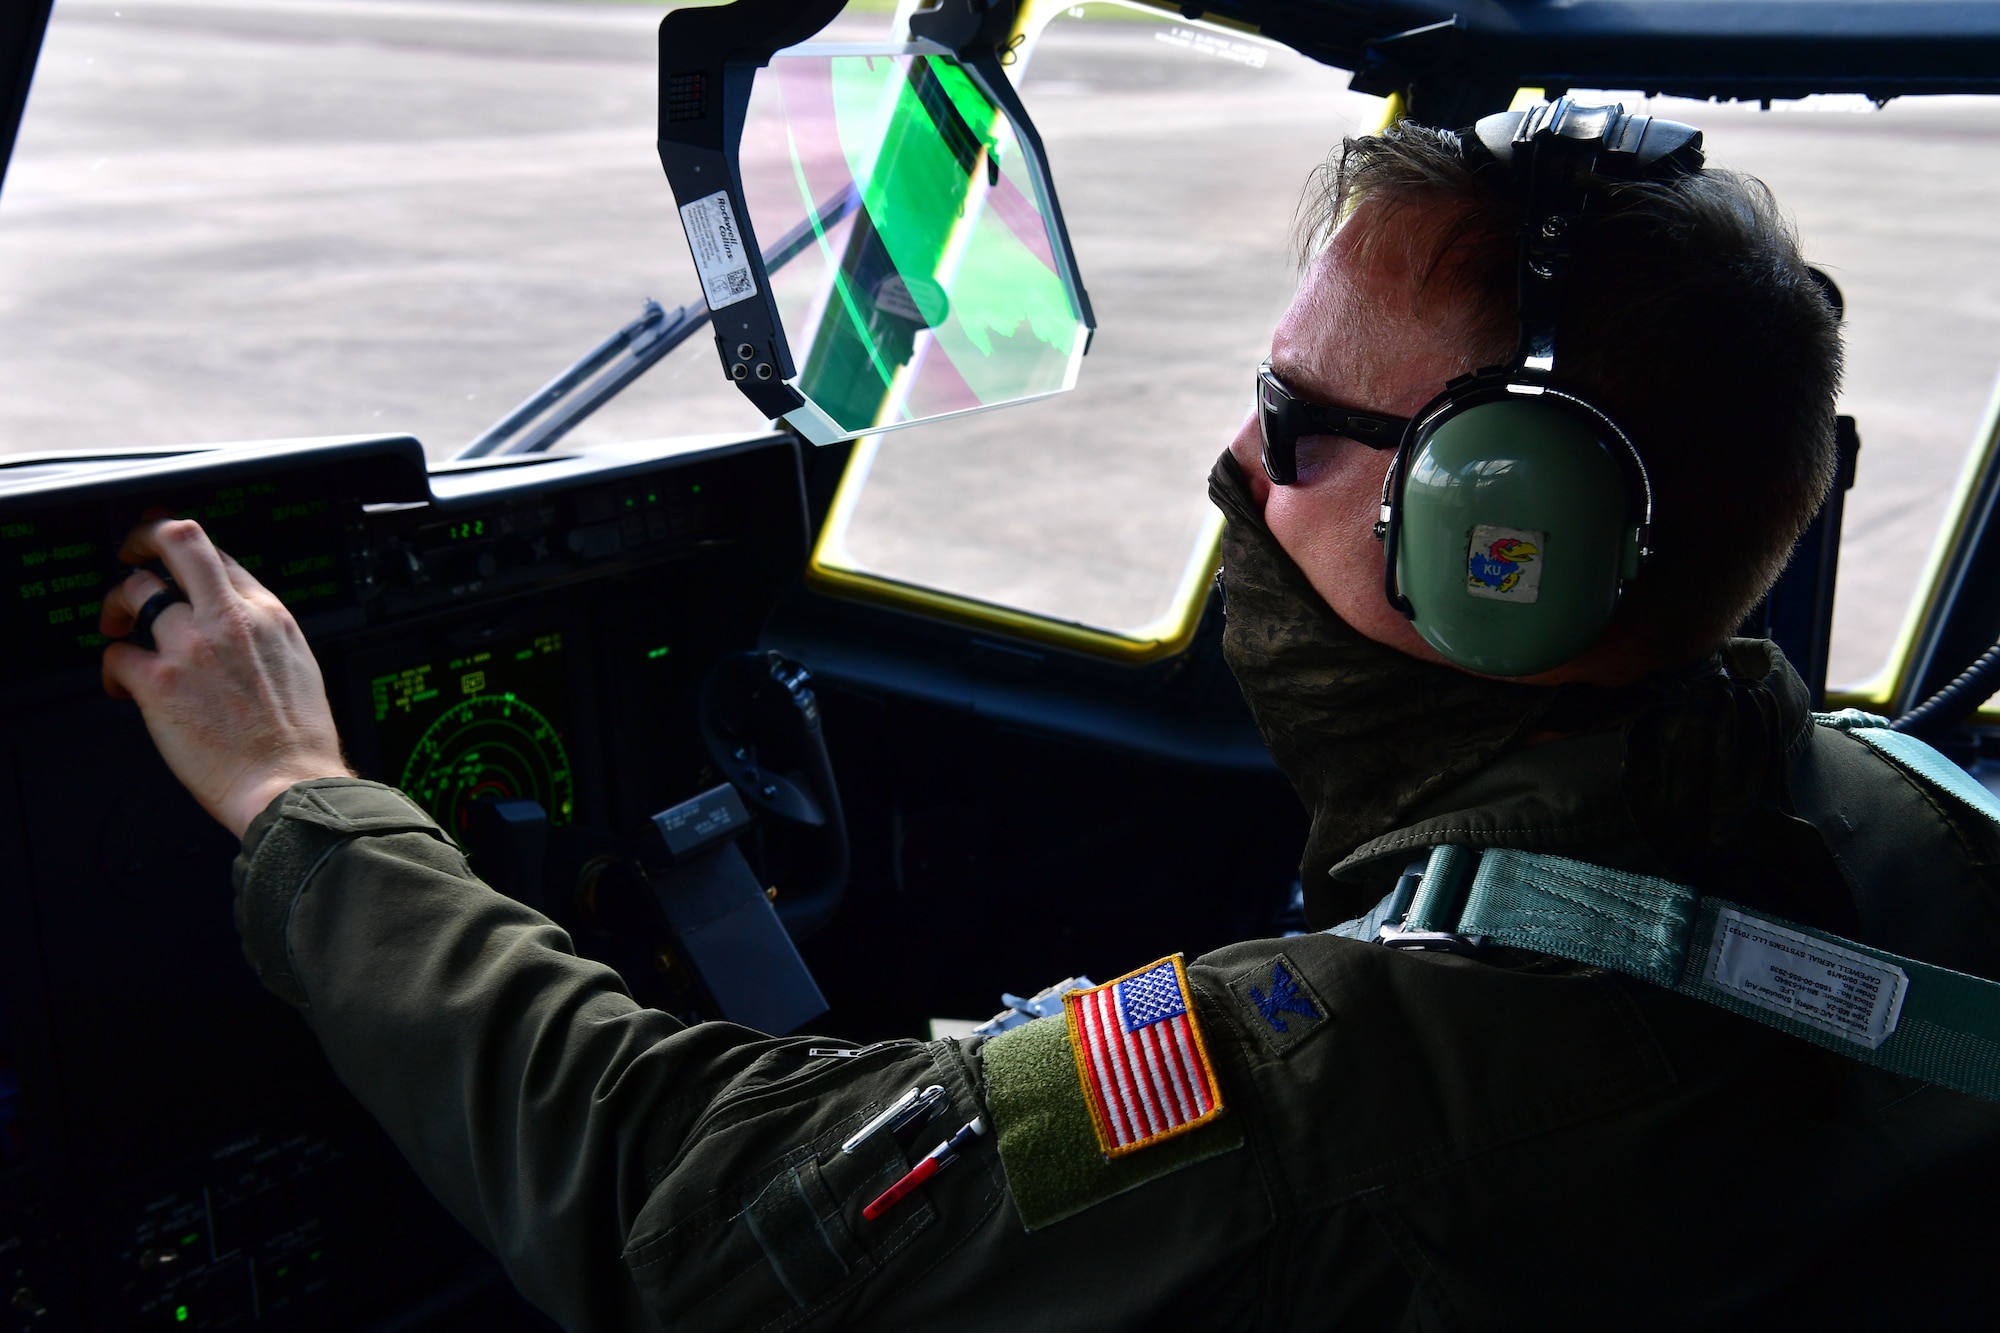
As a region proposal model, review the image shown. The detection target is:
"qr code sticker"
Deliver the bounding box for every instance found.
[722,268,752,298]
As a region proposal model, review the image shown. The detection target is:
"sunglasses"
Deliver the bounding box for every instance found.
[1256,359,1411,485]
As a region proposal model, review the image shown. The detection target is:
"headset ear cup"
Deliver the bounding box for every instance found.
[1395,395,1637,677]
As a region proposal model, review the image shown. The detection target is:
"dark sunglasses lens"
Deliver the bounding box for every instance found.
[1257,376,1297,485]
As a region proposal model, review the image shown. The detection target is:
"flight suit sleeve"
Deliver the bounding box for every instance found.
[231,779,1292,1332]
[234,778,701,1329]
[229,778,1019,1331]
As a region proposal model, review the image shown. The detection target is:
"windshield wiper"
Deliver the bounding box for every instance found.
[457,298,707,459]
[457,183,862,460]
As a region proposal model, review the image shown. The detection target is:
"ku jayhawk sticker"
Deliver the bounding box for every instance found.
[1465,524,1545,603]
[1063,955,1225,1157]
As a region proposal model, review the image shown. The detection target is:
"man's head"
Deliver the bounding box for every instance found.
[1227,116,1844,681]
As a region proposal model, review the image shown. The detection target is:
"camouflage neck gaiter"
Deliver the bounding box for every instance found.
[1209,451,1558,917]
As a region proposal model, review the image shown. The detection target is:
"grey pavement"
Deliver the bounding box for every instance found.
[3,0,1997,690]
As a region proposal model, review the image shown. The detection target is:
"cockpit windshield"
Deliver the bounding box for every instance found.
[4,0,2000,686]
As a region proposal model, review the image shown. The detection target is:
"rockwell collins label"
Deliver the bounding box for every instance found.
[679,190,758,311]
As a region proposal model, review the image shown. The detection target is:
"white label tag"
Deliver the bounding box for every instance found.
[1465,524,1544,603]
[678,190,758,311]
[1703,909,1908,1050]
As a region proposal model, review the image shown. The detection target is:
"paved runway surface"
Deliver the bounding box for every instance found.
[3,0,1998,688]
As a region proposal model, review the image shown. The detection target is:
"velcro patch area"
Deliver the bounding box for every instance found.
[1063,956,1225,1157]
[982,1007,1241,1231]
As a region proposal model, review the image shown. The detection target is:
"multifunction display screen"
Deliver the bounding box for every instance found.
[1,473,356,685]
[368,630,577,839]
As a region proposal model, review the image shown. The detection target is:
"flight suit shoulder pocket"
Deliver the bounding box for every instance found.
[624,1047,1000,1332]
[627,1123,930,1330]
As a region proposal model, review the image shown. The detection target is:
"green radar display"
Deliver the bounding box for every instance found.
[370,630,577,837]
[401,693,574,834]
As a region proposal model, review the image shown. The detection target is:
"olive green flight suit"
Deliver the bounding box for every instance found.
[232,641,2000,1331]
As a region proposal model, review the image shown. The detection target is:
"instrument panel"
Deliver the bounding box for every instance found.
[0,431,808,1329]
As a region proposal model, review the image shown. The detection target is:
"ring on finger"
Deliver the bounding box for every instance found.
[129,586,190,652]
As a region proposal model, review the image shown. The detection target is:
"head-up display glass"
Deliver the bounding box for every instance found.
[734,43,1091,443]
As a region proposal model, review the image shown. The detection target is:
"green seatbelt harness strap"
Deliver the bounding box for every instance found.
[1379,711,2000,1103]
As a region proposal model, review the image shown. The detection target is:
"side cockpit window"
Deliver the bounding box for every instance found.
[806,2,1387,654]
[1558,92,2000,703]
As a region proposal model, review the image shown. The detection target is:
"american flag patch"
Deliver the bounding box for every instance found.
[1063,955,1224,1157]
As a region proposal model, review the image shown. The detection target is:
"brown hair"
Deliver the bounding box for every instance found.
[1298,119,1845,664]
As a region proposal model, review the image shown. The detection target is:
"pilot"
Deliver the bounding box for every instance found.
[98,105,2000,1328]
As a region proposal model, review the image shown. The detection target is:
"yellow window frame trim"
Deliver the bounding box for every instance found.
[807,431,1227,663]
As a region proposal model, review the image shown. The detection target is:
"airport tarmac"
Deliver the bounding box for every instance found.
[3,0,1998,689]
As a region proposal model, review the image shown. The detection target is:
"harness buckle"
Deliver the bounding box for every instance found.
[1377,924,1487,956]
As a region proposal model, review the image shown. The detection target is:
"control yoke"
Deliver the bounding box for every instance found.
[697,649,851,941]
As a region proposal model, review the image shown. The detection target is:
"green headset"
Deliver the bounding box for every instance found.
[1374,99,1704,677]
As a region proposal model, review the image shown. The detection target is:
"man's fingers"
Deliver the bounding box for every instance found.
[117,515,237,610]
[101,566,198,664]
[217,545,263,597]
[100,639,158,703]
[100,568,169,638]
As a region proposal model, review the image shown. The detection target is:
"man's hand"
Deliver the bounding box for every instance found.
[100,515,352,838]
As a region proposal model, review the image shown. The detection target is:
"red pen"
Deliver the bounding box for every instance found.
[861,1117,986,1222]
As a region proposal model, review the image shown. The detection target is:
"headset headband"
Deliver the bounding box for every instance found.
[1459,99,1704,375]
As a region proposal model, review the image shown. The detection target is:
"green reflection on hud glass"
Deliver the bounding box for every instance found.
[780,52,1086,434]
